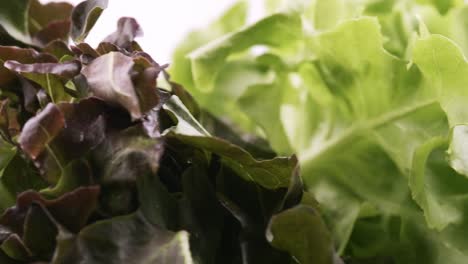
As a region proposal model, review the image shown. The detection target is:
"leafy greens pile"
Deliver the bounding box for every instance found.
[172,0,468,263]
[0,0,337,263]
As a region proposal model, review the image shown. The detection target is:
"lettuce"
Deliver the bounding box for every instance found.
[172,0,468,262]
[0,1,336,263]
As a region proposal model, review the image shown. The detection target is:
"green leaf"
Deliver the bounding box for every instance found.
[70,0,108,43]
[0,0,73,46]
[449,125,468,176]
[238,81,292,154]
[173,2,468,261]
[43,41,74,59]
[164,96,297,189]
[189,12,302,93]
[0,140,17,211]
[419,5,468,57]
[170,1,248,93]
[417,0,464,14]
[179,164,224,263]
[0,1,337,262]
[4,60,80,103]
[0,0,30,43]
[52,212,194,264]
[137,171,178,230]
[0,186,100,261]
[267,202,335,264]
[313,0,365,31]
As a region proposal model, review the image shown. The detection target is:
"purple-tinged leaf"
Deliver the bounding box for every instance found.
[1,186,100,234]
[133,57,160,115]
[93,124,164,182]
[103,17,143,49]
[81,52,137,116]
[0,2,336,262]
[96,42,120,55]
[19,98,107,183]
[27,0,73,47]
[18,77,41,113]
[0,100,19,142]
[0,47,56,86]
[74,43,99,58]
[0,0,73,46]
[4,60,80,103]
[54,98,107,161]
[52,212,194,264]
[82,52,158,120]
[32,20,71,47]
[19,103,64,160]
[27,0,73,35]
[0,47,57,63]
[4,60,81,80]
[40,159,94,198]
[0,234,31,261]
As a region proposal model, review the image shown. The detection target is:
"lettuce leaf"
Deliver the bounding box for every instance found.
[0,1,335,263]
[173,0,468,262]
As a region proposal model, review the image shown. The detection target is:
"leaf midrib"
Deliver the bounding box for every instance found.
[300,99,439,165]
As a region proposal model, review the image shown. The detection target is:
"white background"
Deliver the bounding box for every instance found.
[42,0,264,64]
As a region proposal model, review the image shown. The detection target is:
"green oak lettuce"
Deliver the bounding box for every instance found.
[172,0,468,263]
[0,0,336,263]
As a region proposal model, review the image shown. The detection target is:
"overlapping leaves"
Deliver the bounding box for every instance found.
[0,0,335,263]
[172,0,468,263]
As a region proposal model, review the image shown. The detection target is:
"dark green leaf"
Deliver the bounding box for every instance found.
[43,41,73,59]
[52,212,194,264]
[267,203,335,264]
[1,186,100,234]
[179,164,224,263]
[23,203,58,260]
[0,0,30,43]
